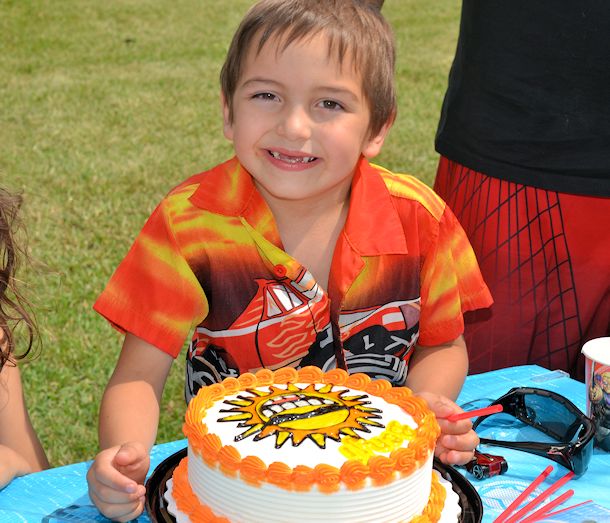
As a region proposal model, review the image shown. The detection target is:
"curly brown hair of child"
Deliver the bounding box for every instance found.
[0,187,38,369]
[0,186,48,488]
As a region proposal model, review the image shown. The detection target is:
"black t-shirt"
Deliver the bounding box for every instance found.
[435,0,610,196]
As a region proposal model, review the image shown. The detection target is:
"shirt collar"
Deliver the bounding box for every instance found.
[189,156,408,255]
[188,157,260,217]
[344,157,409,256]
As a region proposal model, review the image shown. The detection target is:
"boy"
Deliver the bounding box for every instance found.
[87,1,492,520]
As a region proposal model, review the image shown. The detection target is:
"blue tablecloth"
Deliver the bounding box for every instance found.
[2,365,609,522]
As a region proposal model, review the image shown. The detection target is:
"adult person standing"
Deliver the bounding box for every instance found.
[434,1,610,380]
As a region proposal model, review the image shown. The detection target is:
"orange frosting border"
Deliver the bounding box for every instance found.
[172,456,447,523]
[182,366,440,493]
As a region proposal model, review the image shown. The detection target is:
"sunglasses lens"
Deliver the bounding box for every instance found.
[476,394,577,444]
[520,392,581,442]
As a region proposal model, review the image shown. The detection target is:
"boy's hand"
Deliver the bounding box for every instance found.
[417,392,479,466]
[87,441,149,521]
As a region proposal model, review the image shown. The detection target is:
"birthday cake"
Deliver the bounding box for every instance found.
[167,366,450,522]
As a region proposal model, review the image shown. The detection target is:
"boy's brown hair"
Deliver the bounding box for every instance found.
[220,0,396,137]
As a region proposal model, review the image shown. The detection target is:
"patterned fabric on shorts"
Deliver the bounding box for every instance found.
[435,156,610,380]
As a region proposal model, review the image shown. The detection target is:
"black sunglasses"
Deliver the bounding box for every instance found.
[472,387,594,477]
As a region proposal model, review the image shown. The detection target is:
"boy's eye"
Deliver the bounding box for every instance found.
[320,100,344,111]
[253,92,278,102]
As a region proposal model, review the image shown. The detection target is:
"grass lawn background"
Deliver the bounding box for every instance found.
[1,0,460,467]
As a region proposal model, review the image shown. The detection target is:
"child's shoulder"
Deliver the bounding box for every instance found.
[167,159,233,196]
[369,163,446,221]
[161,158,240,208]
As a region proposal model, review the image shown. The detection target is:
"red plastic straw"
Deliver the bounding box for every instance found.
[493,466,554,523]
[446,404,503,422]
[504,471,575,523]
[543,499,593,518]
[517,489,574,523]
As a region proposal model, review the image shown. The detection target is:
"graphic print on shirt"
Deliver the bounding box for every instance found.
[186,268,420,401]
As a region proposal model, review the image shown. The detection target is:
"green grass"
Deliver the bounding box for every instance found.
[1,0,460,467]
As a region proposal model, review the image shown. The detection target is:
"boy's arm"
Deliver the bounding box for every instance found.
[0,363,50,488]
[99,333,173,450]
[87,333,173,522]
[405,335,468,401]
[405,336,478,465]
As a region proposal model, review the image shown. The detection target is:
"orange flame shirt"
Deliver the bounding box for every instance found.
[94,157,492,400]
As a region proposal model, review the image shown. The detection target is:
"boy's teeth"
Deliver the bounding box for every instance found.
[270,151,315,163]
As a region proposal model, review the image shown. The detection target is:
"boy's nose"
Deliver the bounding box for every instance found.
[277,105,311,141]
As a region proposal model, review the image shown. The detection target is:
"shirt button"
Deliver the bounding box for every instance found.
[274,264,287,277]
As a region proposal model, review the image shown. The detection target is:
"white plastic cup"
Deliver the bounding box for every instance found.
[582,337,610,451]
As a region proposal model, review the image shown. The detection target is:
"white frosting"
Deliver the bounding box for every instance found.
[165,468,461,523]
[188,443,432,523]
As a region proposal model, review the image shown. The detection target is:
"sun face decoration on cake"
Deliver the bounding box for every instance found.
[218,383,384,448]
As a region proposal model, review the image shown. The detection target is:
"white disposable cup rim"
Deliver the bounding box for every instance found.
[581,337,610,366]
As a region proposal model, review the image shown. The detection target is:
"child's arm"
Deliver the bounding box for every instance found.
[87,333,173,522]
[405,335,479,466]
[405,335,468,401]
[0,362,49,488]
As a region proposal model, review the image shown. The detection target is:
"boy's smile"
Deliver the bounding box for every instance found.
[223,33,390,207]
[267,148,319,170]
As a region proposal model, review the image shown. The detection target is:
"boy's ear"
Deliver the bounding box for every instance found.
[221,92,234,141]
[362,115,394,159]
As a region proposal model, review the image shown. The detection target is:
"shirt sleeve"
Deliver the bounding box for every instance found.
[94,196,208,357]
[418,203,493,346]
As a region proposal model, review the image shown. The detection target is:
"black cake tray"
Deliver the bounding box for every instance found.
[145,448,483,522]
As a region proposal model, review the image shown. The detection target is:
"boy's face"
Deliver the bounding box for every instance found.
[223,34,390,206]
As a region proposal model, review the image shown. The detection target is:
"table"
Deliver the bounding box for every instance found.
[1,365,609,522]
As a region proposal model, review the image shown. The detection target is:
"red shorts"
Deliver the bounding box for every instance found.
[435,157,610,380]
